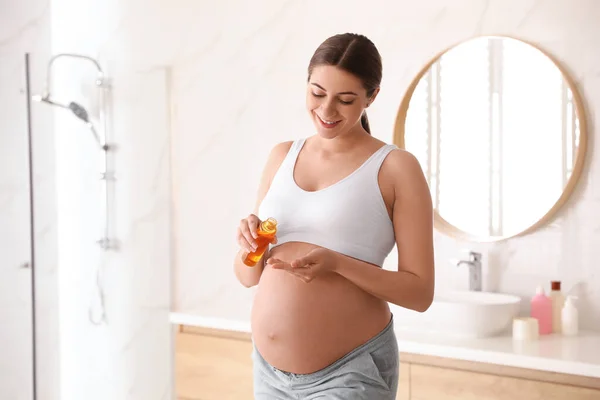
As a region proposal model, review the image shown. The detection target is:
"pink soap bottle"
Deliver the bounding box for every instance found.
[531,285,553,335]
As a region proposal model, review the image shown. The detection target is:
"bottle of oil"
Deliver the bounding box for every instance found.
[243,218,277,267]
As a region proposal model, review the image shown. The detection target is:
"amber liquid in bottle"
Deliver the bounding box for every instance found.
[243,218,277,267]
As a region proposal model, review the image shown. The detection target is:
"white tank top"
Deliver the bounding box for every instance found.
[258,138,397,267]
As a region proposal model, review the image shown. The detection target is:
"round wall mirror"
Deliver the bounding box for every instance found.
[395,36,587,242]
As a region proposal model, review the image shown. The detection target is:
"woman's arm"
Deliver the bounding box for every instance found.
[233,141,292,288]
[332,150,435,312]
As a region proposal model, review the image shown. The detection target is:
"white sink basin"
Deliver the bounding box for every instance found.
[391,291,522,338]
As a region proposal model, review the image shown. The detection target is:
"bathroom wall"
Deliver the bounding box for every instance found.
[0,0,59,399]
[49,0,175,399]
[170,0,600,330]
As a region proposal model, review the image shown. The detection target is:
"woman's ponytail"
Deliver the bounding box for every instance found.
[361,112,371,134]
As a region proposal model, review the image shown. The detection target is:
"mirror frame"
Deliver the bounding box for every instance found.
[393,35,589,242]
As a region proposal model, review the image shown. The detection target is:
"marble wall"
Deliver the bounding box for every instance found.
[0,0,58,399]
[170,0,600,330]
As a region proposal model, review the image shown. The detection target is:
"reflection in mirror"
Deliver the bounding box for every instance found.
[398,36,587,241]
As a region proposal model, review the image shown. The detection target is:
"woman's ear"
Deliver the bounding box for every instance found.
[366,87,381,107]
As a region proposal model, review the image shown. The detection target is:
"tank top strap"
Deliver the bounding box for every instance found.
[281,138,306,171]
[290,138,307,159]
[364,144,398,172]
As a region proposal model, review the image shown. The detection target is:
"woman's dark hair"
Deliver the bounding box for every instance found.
[307,33,382,134]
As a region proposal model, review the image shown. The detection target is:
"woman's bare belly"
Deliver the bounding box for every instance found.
[251,242,391,374]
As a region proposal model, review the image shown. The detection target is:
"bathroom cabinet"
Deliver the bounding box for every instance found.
[175,328,254,400]
[402,353,600,400]
[174,326,600,400]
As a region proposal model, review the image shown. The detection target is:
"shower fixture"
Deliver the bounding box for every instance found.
[32,54,108,151]
[32,54,116,326]
[32,53,116,251]
[33,53,117,326]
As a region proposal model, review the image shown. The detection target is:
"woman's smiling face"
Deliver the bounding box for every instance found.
[306,65,376,139]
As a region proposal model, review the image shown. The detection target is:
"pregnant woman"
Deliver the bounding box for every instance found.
[234,32,435,399]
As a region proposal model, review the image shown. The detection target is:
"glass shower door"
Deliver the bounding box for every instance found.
[0,53,35,400]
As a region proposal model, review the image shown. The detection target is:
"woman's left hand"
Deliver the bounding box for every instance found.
[266,247,337,283]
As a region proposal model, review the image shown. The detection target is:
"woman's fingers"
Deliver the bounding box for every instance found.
[266,258,287,267]
[246,214,259,239]
[237,215,259,252]
[236,227,254,253]
[268,258,312,282]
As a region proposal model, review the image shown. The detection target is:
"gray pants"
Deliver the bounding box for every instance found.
[252,316,399,399]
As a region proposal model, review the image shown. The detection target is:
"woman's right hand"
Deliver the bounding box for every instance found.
[236,214,278,254]
[237,214,260,254]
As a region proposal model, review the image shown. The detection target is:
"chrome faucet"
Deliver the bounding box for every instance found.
[454,251,482,291]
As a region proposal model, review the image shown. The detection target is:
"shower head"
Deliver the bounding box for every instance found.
[68,101,90,124]
[66,102,102,147]
[31,53,108,150]
[33,95,103,148]
[32,93,91,124]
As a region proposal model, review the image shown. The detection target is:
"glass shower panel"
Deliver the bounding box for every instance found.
[0,53,35,400]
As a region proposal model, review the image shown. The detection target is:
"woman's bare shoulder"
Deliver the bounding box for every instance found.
[383,147,421,171]
[270,140,294,158]
[380,148,427,189]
